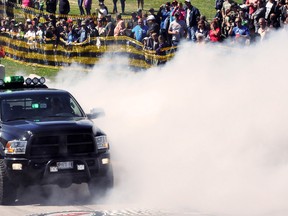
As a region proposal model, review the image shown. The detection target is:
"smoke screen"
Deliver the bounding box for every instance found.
[51,30,288,216]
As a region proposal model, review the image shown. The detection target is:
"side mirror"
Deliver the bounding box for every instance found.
[86,108,105,120]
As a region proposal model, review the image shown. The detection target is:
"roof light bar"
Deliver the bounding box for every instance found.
[0,76,47,88]
[25,77,46,86]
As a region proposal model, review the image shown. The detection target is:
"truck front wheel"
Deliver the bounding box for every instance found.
[0,160,18,205]
[88,166,114,199]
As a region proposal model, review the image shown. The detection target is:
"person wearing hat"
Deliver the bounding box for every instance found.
[148,8,161,25]
[96,2,108,19]
[77,20,88,43]
[184,0,201,42]
[168,11,187,46]
[36,22,45,43]
[26,19,32,24]
[147,15,160,36]
[10,23,19,39]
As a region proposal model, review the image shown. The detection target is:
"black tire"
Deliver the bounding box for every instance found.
[0,160,18,205]
[88,166,114,198]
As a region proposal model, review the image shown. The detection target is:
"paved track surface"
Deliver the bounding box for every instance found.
[0,184,211,216]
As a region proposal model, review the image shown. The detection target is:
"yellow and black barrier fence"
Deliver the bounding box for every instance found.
[0,33,177,70]
[0,3,177,70]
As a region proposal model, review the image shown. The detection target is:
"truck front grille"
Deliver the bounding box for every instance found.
[30,134,95,157]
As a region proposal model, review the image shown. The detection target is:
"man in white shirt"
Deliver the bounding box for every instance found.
[168,12,187,46]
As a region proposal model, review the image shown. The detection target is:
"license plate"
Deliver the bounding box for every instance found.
[57,161,73,170]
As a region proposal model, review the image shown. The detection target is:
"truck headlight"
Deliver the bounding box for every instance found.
[5,140,27,155]
[95,135,109,150]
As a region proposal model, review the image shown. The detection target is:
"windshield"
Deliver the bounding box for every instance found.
[0,92,85,122]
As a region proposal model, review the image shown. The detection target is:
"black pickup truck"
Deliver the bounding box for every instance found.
[0,76,113,204]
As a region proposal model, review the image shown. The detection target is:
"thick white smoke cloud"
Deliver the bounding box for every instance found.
[51,29,288,216]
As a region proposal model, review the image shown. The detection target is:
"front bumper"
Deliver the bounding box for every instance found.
[4,152,111,186]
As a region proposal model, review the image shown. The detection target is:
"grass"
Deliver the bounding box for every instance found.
[68,0,242,20]
[69,0,218,20]
[0,58,59,78]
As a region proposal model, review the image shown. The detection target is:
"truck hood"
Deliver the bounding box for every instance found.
[2,118,100,138]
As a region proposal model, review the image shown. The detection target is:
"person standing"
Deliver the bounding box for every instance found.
[257,17,270,41]
[265,0,280,20]
[126,12,138,36]
[0,46,5,61]
[147,15,160,36]
[114,14,126,36]
[221,0,233,17]
[96,19,106,36]
[105,14,115,36]
[168,12,187,46]
[208,19,221,42]
[78,0,85,15]
[120,0,125,14]
[251,0,266,32]
[59,0,70,15]
[22,0,32,7]
[131,18,148,42]
[84,0,92,15]
[184,0,201,42]
[265,0,281,27]
[229,17,250,45]
[215,0,223,10]
[137,0,143,10]
[36,23,45,43]
[148,8,161,25]
[46,0,57,14]
[195,20,209,42]
[77,21,88,42]
[97,2,108,19]
[112,0,118,13]
[245,0,258,19]
[171,2,186,21]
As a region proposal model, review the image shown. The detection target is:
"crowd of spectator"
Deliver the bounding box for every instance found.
[0,0,288,54]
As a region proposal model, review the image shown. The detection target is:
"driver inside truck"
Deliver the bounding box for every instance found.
[50,97,65,114]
